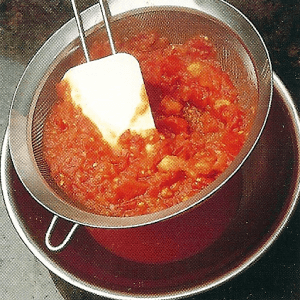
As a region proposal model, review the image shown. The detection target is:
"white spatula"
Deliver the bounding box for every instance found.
[66,0,155,146]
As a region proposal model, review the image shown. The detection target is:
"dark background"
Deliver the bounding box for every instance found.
[1,0,300,299]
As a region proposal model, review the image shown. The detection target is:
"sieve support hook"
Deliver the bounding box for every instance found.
[45,215,79,252]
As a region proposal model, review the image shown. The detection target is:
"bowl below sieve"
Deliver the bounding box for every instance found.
[2,74,300,299]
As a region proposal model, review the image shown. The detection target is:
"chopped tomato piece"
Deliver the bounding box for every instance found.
[114,178,148,200]
[157,116,189,134]
[222,131,245,157]
[160,95,183,115]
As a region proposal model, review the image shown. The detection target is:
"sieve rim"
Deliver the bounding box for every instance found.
[8,0,273,228]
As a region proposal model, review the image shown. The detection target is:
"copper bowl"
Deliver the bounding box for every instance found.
[2,74,300,298]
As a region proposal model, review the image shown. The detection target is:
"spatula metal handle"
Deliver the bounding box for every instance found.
[70,0,90,62]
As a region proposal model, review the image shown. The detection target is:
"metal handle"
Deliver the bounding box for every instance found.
[70,0,116,61]
[45,215,79,252]
[98,0,116,55]
[70,0,90,62]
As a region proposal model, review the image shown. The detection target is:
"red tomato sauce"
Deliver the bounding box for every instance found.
[43,31,250,217]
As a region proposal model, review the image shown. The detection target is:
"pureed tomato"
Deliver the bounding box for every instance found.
[43,31,250,217]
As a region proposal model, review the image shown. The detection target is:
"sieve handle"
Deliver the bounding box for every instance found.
[45,215,79,252]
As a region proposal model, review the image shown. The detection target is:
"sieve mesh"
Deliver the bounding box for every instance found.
[33,9,258,212]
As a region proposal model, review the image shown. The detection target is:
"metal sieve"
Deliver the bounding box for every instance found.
[8,0,272,250]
